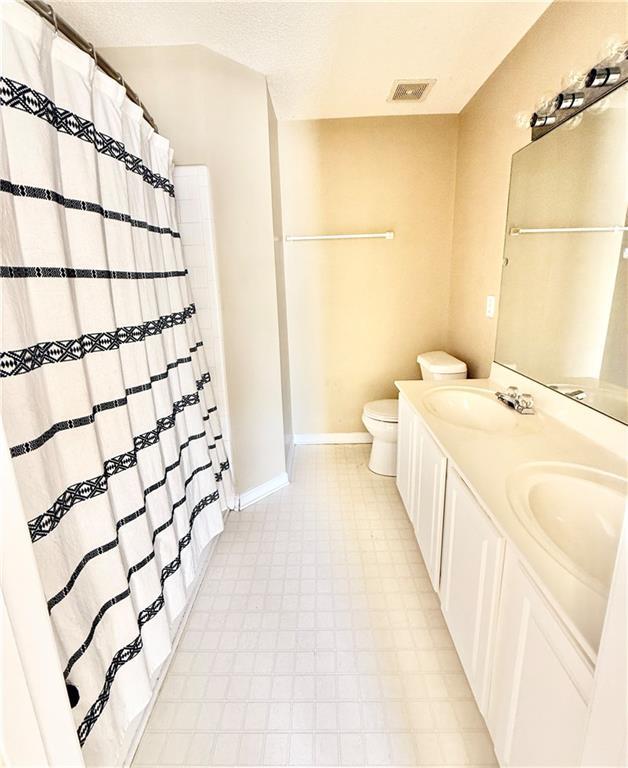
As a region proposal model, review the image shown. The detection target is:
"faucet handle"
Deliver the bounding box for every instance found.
[518,392,535,409]
[507,385,519,396]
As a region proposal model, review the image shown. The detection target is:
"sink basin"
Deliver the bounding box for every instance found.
[422,386,519,432]
[507,462,627,595]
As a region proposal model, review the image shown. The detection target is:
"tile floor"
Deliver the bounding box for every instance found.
[133,445,497,767]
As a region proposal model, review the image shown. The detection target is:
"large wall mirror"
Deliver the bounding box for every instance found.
[495,83,627,424]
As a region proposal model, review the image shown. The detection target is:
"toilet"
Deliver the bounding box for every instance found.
[362,351,467,476]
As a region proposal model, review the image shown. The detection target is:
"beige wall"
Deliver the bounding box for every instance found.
[267,91,294,464]
[102,1,626,461]
[102,45,286,494]
[447,0,628,378]
[279,116,459,434]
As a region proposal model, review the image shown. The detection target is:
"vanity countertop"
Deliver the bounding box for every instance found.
[395,377,627,663]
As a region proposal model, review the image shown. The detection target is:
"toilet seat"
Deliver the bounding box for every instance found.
[363,399,398,423]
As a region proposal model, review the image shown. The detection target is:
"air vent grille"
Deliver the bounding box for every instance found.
[388,79,435,103]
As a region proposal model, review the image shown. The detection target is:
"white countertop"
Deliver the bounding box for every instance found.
[395,378,627,663]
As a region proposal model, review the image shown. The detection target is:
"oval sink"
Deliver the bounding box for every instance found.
[507,462,627,595]
[422,386,519,432]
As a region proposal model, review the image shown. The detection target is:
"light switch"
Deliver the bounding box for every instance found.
[486,295,496,318]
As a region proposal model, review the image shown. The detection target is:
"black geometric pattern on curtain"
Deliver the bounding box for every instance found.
[0,304,197,378]
[0,75,176,196]
[0,178,182,238]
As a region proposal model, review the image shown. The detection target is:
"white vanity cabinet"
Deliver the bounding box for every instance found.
[440,468,504,714]
[397,395,447,590]
[413,417,447,590]
[396,393,416,518]
[395,382,614,768]
[488,549,593,767]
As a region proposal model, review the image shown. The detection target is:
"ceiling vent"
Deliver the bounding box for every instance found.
[388,79,435,103]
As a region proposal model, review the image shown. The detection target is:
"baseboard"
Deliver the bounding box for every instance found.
[294,432,373,445]
[286,440,296,482]
[238,472,289,509]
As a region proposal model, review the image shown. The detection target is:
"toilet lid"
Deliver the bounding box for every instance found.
[364,399,398,422]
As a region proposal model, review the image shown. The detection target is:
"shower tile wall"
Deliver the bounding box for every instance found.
[174,166,233,484]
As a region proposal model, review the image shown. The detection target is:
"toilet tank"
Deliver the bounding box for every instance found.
[417,351,467,380]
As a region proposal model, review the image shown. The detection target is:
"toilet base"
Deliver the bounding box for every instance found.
[368,438,397,476]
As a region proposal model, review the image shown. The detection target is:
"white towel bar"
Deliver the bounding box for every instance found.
[285,231,394,242]
[510,226,628,235]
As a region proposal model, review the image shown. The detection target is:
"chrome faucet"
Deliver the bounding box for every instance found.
[495,386,535,414]
[549,384,587,401]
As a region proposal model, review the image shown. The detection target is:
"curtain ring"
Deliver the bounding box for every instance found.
[48,5,59,36]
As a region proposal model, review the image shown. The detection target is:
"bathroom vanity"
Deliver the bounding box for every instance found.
[394,374,626,767]
[394,69,628,766]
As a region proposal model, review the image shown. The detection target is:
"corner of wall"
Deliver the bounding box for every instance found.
[102,43,289,497]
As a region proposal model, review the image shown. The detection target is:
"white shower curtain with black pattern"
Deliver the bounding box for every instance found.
[0,2,232,764]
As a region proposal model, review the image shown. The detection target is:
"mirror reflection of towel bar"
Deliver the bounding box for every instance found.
[510,226,628,235]
[286,231,394,242]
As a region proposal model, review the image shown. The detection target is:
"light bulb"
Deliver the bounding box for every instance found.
[589,96,611,115]
[560,113,583,132]
[535,91,556,114]
[561,69,586,90]
[514,111,532,129]
[598,35,628,65]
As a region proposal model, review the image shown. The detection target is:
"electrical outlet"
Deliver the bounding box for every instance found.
[486,295,496,318]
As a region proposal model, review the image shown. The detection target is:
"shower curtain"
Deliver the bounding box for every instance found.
[0,2,233,764]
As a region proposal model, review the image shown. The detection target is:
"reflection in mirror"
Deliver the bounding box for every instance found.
[495,84,628,424]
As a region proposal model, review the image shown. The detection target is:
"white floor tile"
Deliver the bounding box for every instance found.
[132,445,497,767]
[211,732,239,766]
[290,732,314,765]
[340,732,365,766]
[238,732,264,765]
[184,732,214,765]
[315,732,340,766]
[264,732,290,766]
[268,702,292,731]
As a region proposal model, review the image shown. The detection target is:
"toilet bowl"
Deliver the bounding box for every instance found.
[362,351,467,476]
[362,399,399,476]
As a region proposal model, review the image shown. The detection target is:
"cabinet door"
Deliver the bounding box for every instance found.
[440,468,504,713]
[396,393,416,520]
[413,418,447,590]
[488,550,593,767]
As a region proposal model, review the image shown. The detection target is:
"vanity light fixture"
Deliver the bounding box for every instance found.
[553,91,585,110]
[529,39,627,140]
[585,66,621,88]
[529,112,556,128]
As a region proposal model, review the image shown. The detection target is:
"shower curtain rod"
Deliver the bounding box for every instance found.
[22,0,159,132]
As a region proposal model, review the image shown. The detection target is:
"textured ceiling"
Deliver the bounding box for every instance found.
[51,1,552,120]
